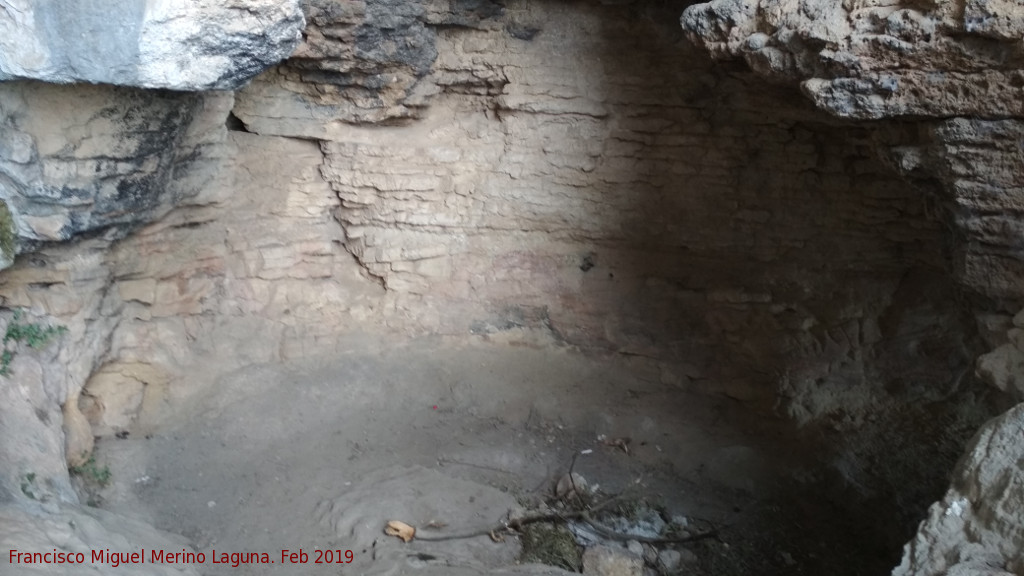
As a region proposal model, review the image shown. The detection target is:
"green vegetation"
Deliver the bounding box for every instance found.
[0,309,68,376]
[69,456,111,488]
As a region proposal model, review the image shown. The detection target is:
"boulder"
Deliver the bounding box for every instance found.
[893,403,1024,576]
[0,0,304,90]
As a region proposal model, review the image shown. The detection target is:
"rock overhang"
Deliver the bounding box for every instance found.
[0,0,306,91]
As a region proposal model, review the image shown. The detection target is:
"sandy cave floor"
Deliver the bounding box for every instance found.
[84,335,899,576]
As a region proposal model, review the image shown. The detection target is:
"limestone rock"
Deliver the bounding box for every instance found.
[0,82,233,270]
[682,1,1024,304]
[582,545,643,576]
[975,307,1024,401]
[62,390,93,468]
[875,119,1024,302]
[306,0,969,430]
[0,348,76,505]
[893,403,1024,576]
[681,0,1024,119]
[0,0,304,90]
[976,344,1024,400]
[80,363,169,437]
[233,0,506,136]
[0,503,201,576]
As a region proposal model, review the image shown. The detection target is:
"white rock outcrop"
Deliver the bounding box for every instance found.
[0,0,304,90]
[893,402,1024,576]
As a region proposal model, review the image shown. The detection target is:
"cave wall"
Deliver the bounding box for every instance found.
[0,3,305,567]
[0,0,980,498]
[0,1,1016,574]
[233,0,971,415]
[683,0,1024,310]
[680,1,1024,573]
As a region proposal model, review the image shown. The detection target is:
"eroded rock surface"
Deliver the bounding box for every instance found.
[0,83,230,259]
[681,0,1024,119]
[233,0,505,134]
[878,118,1024,303]
[681,0,1024,306]
[0,0,304,90]
[0,504,199,575]
[0,1,1015,575]
[894,402,1024,576]
[681,3,1024,570]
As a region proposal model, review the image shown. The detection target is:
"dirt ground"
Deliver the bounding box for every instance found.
[83,335,903,576]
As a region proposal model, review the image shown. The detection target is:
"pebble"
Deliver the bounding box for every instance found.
[626,540,644,557]
[658,549,681,572]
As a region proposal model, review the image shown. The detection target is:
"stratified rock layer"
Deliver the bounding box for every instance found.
[0,1,1010,575]
[233,0,503,134]
[680,1,1024,574]
[681,0,1024,120]
[680,0,1024,306]
[0,0,304,90]
[0,83,214,250]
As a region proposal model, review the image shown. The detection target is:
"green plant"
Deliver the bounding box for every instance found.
[69,456,111,488]
[0,309,68,376]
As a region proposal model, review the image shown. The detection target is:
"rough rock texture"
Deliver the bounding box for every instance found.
[976,309,1024,401]
[893,402,1024,576]
[681,0,1024,120]
[680,0,1024,307]
[0,85,236,576]
[276,0,976,428]
[681,5,1024,570]
[0,504,200,575]
[214,4,992,559]
[0,83,232,487]
[0,0,1013,575]
[0,83,231,264]
[233,0,504,134]
[0,0,984,524]
[0,0,304,90]
[879,119,1024,304]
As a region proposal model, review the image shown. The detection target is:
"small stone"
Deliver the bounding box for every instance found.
[555,472,588,499]
[657,549,682,572]
[745,32,770,51]
[582,545,643,576]
[976,343,1024,397]
[1013,308,1024,328]
[626,540,644,557]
